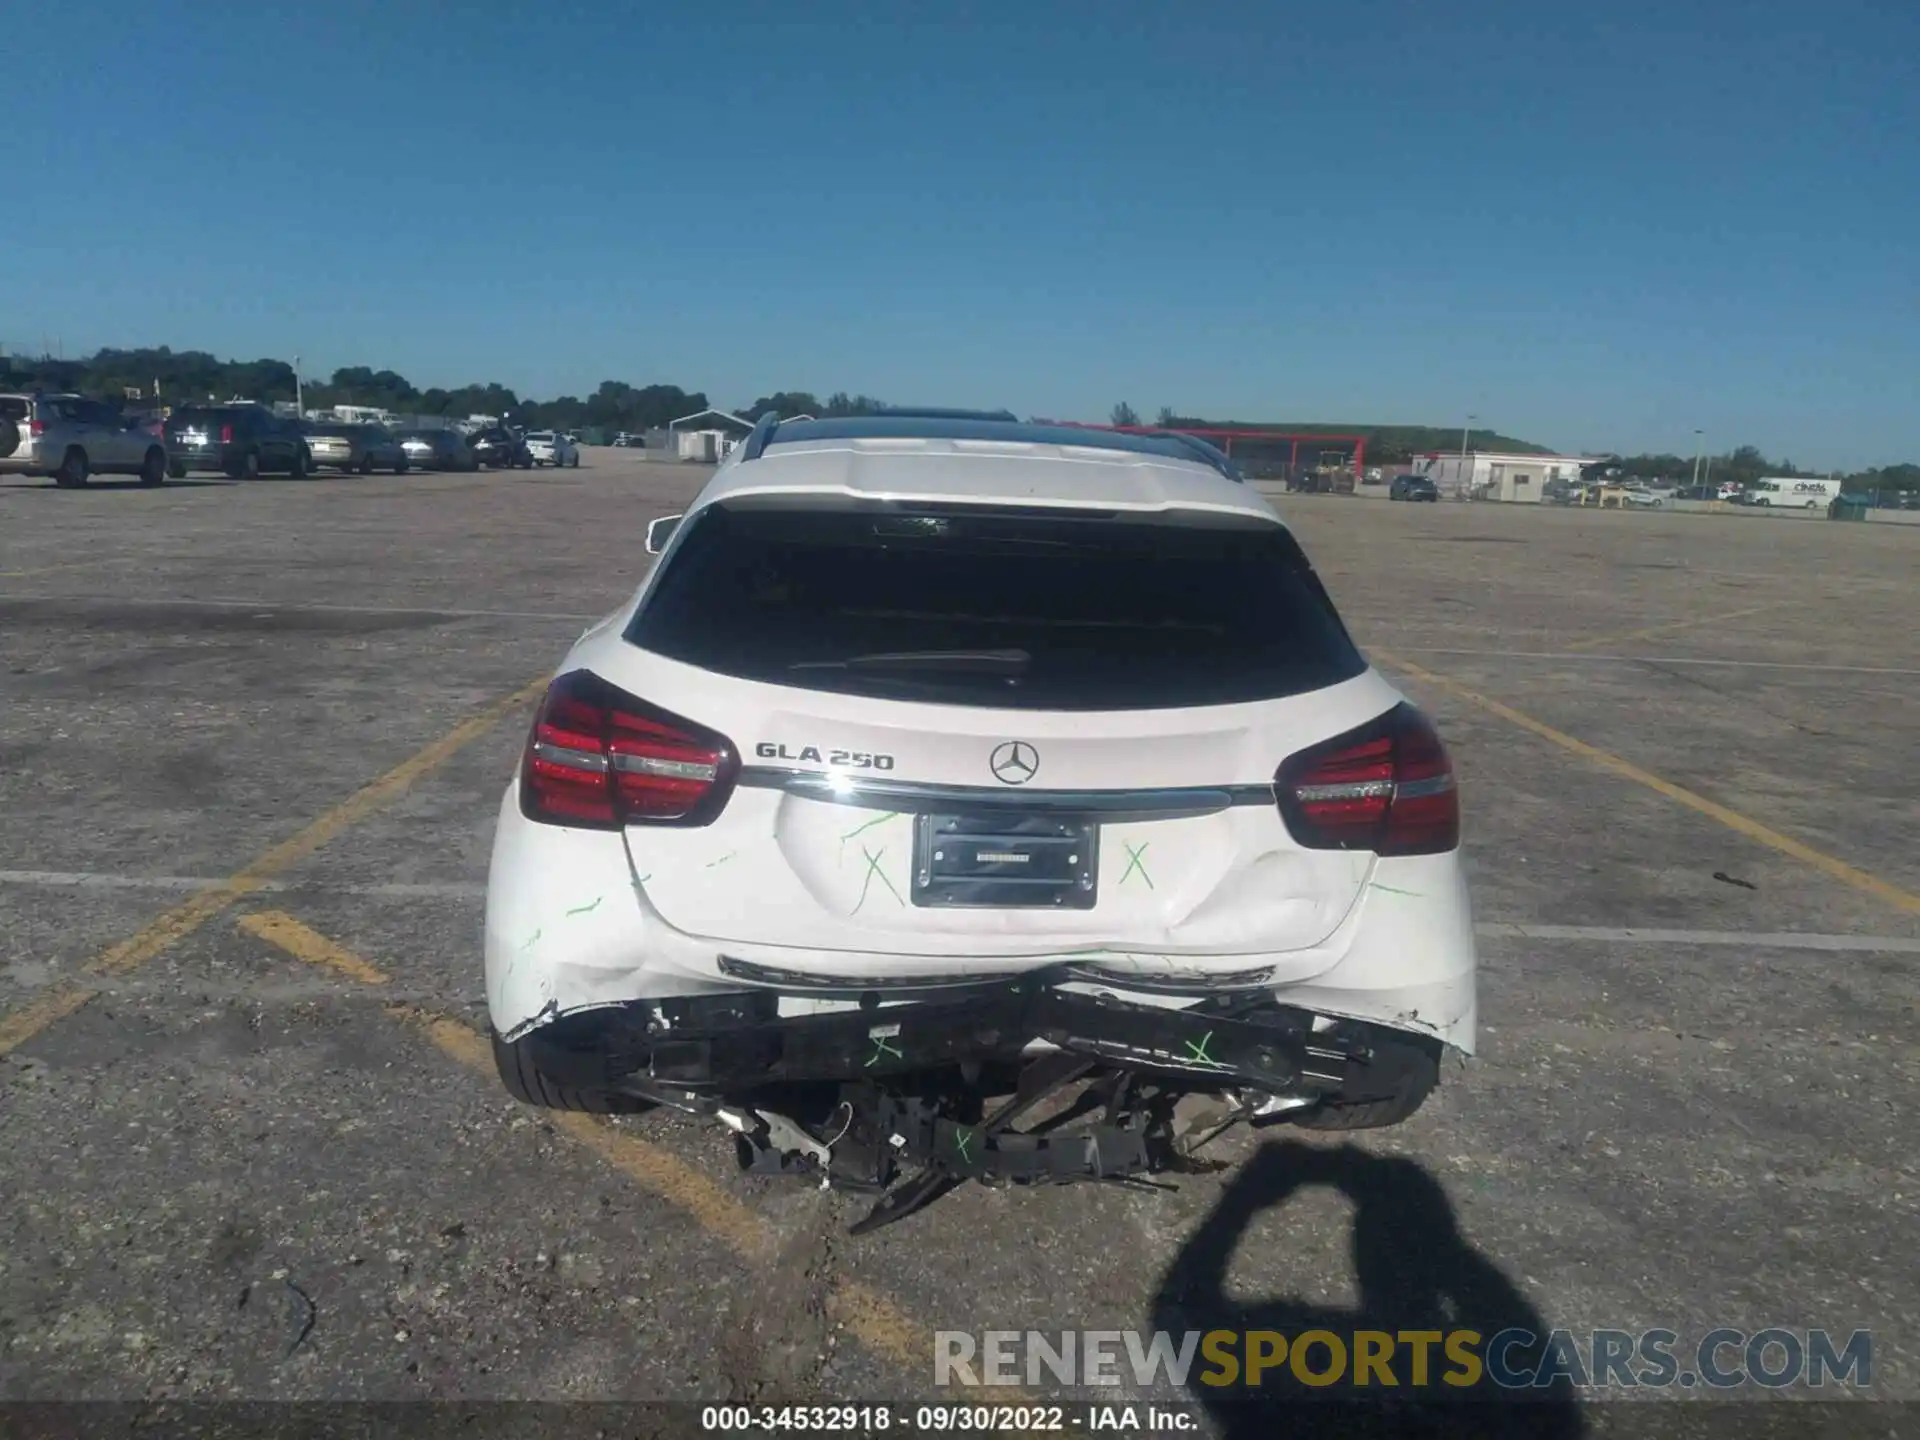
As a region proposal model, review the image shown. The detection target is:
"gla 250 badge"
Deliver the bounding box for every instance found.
[755,742,896,771]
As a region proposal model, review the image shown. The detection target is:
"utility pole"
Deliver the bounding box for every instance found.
[294,354,303,414]
[1459,413,1476,498]
[1691,429,1704,487]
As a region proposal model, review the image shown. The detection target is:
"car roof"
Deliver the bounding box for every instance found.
[695,417,1278,524]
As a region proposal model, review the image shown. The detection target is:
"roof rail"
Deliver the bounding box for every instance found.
[739,409,782,462]
[872,406,1020,422]
[1159,430,1244,482]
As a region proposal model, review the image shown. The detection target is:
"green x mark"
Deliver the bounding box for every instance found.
[1183,1031,1218,1065]
[852,844,907,913]
[953,1127,975,1163]
[865,1034,903,1068]
[1120,841,1154,889]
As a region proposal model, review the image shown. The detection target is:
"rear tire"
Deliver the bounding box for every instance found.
[290,445,310,479]
[1290,1066,1436,1132]
[139,447,166,486]
[54,448,90,488]
[491,1029,652,1114]
[167,461,187,479]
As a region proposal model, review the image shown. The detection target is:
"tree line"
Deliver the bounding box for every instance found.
[3,348,1907,491]
[0,347,713,438]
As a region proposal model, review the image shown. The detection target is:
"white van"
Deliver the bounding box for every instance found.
[1749,477,1839,509]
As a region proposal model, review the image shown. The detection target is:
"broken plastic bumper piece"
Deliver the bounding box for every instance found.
[518,968,1431,1109]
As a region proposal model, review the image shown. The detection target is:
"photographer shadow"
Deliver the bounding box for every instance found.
[1151,1139,1586,1439]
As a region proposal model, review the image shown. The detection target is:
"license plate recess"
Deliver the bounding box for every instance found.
[911,813,1098,909]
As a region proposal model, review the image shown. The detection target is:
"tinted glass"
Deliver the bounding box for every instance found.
[628,502,1365,711]
[0,398,28,422]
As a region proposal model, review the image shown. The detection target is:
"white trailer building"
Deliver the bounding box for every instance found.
[1413,451,1599,503]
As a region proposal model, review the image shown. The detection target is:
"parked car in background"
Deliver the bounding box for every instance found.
[396,428,479,472]
[0,392,171,487]
[1389,473,1439,502]
[304,423,411,474]
[611,432,637,447]
[165,404,310,479]
[524,430,580,468]
[468,425,532,469]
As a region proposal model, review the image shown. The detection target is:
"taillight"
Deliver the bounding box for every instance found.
[29,419,44,437]
[520,671,737,829]
[221,424,234,443]
[1275,703,1459,855]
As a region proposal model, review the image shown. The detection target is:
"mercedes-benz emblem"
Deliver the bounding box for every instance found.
[989,741,1039,786]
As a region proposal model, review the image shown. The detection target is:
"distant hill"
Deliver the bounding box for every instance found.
[1160,418,1556,465]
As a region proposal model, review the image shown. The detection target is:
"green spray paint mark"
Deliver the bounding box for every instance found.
[852,845,906,913]
[1120,841,1154,889]
[705,852,736,869]
[564,896,603,917]
[953,1127,975,1163]
[520,929,542,951]
[1370,882,1422,897]
[839,811,899,864]
[865,1034,903,1068]
[636,874,652,884]
[1182,1031,1218,1065]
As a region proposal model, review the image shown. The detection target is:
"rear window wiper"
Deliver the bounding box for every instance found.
[788,647,1032,673]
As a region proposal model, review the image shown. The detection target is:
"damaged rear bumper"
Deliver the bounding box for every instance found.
[518,973,1441,1110]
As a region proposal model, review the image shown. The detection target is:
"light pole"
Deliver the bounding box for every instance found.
[294,354,303,415]
[1691,429,1703,488]
[1459,413,1476,498]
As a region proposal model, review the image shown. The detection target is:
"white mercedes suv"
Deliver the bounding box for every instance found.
[484,411,1476,1231]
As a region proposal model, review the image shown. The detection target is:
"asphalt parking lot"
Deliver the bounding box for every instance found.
[2,452,1916,1428]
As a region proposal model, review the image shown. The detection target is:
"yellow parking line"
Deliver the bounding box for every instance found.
[396,1002,927,1368]
[0,558,120,579]
[0,675,548,1058]
[1376,648,1920,915]
[0,986,103,1056]
[238,911,391,985]
[1563,600,1783,652]
[238,911,933,1374]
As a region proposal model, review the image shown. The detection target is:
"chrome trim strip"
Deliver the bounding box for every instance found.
[1062,962,1276,992]
[611,752,718,782]
[717,956,1016,993]
[531,739,606,772]
[736,766,1275,816]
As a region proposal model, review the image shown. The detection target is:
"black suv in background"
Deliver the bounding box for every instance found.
[164,405,311,479]
[467,425,532,469]
[1389,473,1440,502]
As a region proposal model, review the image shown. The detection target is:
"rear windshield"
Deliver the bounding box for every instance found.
[626,502,1365,710]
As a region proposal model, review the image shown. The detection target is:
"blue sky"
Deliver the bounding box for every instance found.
[6,0,1916,468]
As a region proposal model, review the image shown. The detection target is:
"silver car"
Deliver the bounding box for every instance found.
[0,392,171,487]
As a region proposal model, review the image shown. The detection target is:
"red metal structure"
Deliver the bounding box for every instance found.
[1039,421,1367,485]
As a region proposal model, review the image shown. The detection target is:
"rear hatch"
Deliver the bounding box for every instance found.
[604,498,1397,961]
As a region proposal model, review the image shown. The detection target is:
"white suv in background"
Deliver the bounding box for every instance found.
[0,392,171,488]
[482,411,1477,1231]
[524,430,579,468]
